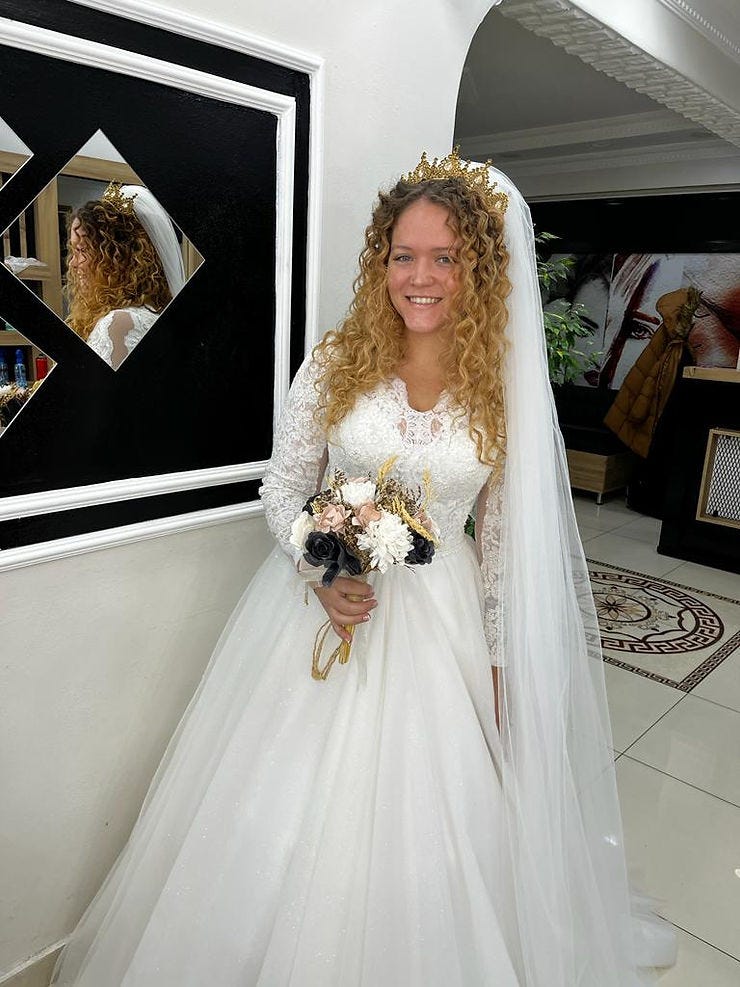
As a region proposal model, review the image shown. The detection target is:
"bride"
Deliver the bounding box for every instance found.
[53,152,674,985]
[65,184,185,370]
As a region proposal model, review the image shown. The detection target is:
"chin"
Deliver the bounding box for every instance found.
[399,307,448,334]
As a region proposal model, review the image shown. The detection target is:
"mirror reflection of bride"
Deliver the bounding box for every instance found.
[65,184,185,370]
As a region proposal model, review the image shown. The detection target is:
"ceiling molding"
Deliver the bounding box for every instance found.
[497,0,740,147]
[655,0,740,64]
[495,137,739,176]
[458,109,699,155]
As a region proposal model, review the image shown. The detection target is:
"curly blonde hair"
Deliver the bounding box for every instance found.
[313,176,510,466]
[65,199,172,340]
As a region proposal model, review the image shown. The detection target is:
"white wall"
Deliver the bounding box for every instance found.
[0,0,498,980]
[1,518,274,977]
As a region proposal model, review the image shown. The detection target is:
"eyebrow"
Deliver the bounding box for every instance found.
[391,244,455,251]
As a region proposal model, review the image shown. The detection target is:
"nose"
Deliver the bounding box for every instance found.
[410,258,435,285]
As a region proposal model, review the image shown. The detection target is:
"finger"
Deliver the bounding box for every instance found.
[333,577,374,598]
[329,606,373,626]
[331,620,353,643]
[336,593,376,612]
[329,596,376,620]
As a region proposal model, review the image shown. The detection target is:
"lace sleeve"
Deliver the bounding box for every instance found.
[259,357,328,561]
[475,466,505,667]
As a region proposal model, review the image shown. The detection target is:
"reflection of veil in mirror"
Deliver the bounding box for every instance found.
[65,184,185,370]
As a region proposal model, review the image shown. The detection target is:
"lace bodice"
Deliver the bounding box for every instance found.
[260,358,504,662]
[86,307,159,369]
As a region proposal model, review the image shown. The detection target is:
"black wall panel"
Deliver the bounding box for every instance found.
[0,1,311,548]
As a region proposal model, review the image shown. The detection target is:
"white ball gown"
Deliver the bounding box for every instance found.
[53,362,524,985]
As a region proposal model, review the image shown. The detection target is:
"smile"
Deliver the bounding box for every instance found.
[407,296,441,305]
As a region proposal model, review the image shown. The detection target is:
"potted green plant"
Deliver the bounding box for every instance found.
[536,231,600,385]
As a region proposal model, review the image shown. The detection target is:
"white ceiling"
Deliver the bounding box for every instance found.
[660,0,740,63]
[453,5,740,198]
[455,12,666,136]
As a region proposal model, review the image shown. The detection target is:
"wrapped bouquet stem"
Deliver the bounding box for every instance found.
[290,456,438,681]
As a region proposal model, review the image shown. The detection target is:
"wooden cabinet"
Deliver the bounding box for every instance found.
[658,369,740,574]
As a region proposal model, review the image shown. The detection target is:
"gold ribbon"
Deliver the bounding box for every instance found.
[310,592,365,681]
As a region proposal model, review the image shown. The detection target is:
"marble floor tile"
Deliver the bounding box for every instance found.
[585,532,684,579]
[655,926,740,986]
[627,695,740,807]
[612,514,662,545]
[666,561,740,601]
[617,757,740,960]
[604,663,682,753]
[576,523,601,544]
[693,652,740,714]
[573,500,639,534]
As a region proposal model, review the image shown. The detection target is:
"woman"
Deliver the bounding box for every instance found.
[66,184,185,370]
[53,153,672,986]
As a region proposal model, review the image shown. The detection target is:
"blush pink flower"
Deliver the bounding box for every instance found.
[355,502,382,528]
[316,503,351,533]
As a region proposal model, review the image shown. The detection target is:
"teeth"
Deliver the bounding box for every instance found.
[408,297,440,305]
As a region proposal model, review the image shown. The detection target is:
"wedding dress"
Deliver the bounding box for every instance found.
[54,167,672,986]
[86,306,159,369]
[53,361,525,986]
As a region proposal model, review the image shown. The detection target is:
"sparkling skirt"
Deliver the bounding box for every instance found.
[53,541,522,986]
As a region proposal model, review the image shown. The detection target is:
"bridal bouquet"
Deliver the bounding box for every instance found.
[289,456,438,679]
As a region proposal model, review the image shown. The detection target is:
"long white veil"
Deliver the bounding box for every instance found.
[121,185,186,297]
[491,166,676,985]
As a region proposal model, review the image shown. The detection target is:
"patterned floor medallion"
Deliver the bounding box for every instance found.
[588,560,740,691]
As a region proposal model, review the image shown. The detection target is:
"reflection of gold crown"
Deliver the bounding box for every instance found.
[401,147,508,214]
[102,182,136,215]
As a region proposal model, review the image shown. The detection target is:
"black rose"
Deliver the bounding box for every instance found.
[304,531,363,586]
[405,532,435,566]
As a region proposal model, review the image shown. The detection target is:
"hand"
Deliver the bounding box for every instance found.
[312,576,377,643]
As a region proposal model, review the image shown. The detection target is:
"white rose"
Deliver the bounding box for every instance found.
[356,510,413,573]
[289,510,316,551]
[339,479,377,509]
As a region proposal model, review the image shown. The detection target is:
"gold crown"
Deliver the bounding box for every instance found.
[102,181,136,215]
[401,147,508,214]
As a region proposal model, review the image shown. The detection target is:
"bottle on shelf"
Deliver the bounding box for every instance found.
[0,351,8,386]
[14,348,27,388]
[35,353,49,380]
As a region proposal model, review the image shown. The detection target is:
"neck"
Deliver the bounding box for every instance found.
[401,331,447,372]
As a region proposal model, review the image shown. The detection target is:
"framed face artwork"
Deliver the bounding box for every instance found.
[529,193,740,390]
[0,2,319,557]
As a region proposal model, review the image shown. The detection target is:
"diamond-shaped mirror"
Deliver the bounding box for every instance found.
[0,114,32,191]
[1,130,204,371]
[0,319,55,436]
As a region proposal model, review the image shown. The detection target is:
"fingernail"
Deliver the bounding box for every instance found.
[363,614,371,621]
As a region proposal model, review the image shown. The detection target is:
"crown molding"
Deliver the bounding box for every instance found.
[458,109,700,156]
[0,501,264,572]
[0,462,269,522]
[499,136,739,176]
[655,0,740,65]
[498,0,740,147]
[69,0,323,74]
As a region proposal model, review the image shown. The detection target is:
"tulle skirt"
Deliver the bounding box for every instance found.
[53,540,524,986]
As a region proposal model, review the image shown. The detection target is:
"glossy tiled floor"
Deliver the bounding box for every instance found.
[575,494,740,985]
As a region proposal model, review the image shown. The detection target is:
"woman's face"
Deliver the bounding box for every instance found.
[68,218,92,282]
[387,199,460,336]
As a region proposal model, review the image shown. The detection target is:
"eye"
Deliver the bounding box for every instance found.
[392,253,412,263]
[436,255,454,265]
